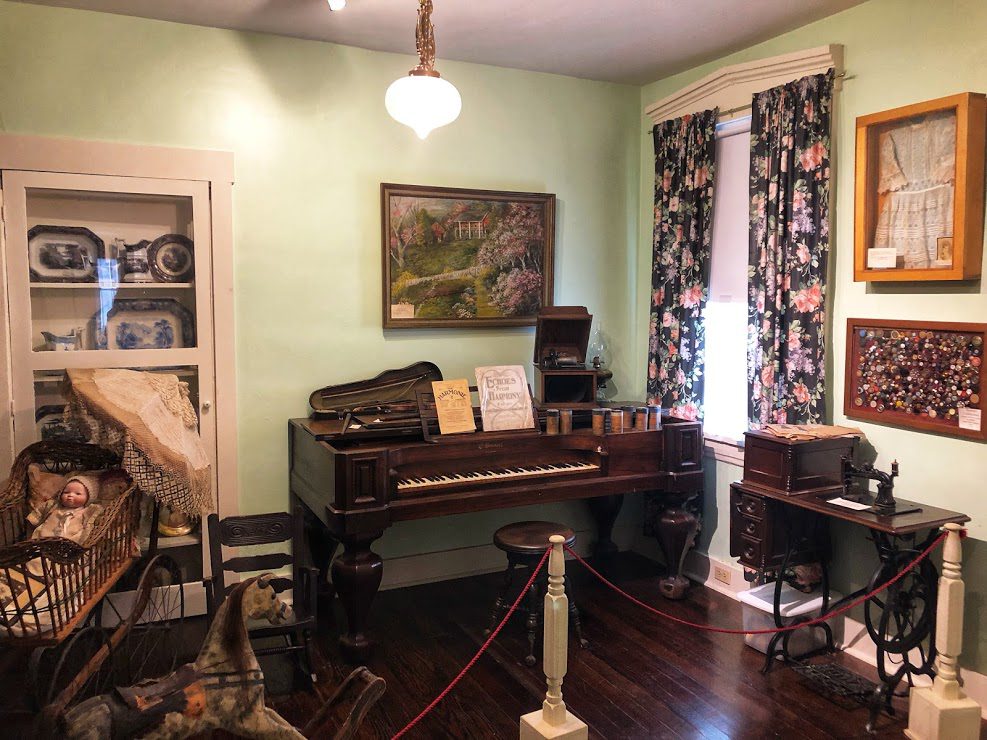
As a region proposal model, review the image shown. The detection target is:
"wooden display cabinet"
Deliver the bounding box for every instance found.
[0,134,236,614]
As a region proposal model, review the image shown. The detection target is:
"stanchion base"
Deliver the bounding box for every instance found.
[520,710,588,739]
[904,686,982,740]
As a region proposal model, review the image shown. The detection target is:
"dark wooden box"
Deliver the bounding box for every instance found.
[742,431,857,496]
[533,306,596,405]
[534,367,597,405]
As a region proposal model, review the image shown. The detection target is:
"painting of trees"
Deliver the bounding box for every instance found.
[383,184,555,328]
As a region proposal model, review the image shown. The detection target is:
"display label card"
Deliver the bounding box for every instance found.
[958,406,981,431]
[475,365,535,432]
[390,303,415,319]
[867,248,897,269]
[431,379,476,435]
[827,496,872,511]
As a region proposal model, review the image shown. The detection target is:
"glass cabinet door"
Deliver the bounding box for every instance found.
[2,170,217,509]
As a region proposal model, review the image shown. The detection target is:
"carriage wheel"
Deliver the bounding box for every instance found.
[111,553,186,686]
[30,625,114,708]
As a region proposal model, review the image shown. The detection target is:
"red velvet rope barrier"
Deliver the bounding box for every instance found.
[391,545,552,740]
[388,528,954,738]
[564,529,951,636]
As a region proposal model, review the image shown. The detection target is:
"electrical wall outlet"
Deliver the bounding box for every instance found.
[713,565,732,585]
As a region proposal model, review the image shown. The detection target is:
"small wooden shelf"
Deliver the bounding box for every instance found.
[30,282,193,290]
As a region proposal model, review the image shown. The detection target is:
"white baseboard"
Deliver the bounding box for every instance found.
[378,523,638,590]
[690,549,987,720]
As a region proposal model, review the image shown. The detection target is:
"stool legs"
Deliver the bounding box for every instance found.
[485,557,517,636]
[565,580,589,649]
[524,568,542,667]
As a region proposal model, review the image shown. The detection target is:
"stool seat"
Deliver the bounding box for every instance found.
[494,521,575,556]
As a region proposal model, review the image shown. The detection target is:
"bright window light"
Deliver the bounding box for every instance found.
[703,301,748,441]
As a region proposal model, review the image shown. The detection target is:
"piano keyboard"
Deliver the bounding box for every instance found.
[396,461,600,491]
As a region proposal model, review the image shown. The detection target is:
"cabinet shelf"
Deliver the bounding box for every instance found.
[30,282,193,290]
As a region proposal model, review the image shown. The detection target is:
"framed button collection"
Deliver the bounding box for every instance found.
[844,318,987,440]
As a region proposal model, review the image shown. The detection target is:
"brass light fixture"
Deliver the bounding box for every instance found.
[385,0,461,139]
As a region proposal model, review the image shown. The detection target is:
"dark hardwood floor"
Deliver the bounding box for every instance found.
[4,551,983,738]
[271,551,962,739]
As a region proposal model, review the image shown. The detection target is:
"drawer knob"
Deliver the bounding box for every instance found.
[744,545,755,559]
[745,521,757,535]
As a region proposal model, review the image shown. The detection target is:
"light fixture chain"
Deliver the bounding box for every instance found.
[414,0,436,73]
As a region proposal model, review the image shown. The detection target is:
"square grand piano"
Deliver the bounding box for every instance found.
[288,363,704,660]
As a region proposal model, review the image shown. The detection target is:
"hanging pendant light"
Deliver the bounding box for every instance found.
[385,0,461,139]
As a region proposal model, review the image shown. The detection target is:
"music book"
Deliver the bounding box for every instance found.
[474,365,535,432]
[431,379,476,435]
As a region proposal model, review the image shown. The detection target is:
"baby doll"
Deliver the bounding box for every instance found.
[32,474,103,545]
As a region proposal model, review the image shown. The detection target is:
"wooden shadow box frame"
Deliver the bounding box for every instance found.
[854,92,987,282]
[844,318,987,440]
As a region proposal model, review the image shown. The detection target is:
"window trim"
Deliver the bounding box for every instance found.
[704,434,745,466]
[645,45,843,124]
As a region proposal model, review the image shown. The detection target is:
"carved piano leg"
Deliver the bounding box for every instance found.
[653,492,700,600]
[586,494,624,557]
[331,533,384,662]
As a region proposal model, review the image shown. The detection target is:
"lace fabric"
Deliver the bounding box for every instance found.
[874,111,956,268]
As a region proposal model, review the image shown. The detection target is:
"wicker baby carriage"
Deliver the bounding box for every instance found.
[0,440,140,647]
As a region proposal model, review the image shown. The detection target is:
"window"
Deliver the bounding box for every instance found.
[702,116,750,442]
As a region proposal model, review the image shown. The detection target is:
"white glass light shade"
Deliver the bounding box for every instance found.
[385,74,462,139]
[327,0,346,10]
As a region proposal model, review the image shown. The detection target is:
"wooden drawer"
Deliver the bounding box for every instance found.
[739,535,763,567]
[738,492,765,518]
[739,515,763,539]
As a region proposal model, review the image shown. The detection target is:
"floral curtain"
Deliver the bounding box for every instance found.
[647,109,718,421]
[748,70,834,427]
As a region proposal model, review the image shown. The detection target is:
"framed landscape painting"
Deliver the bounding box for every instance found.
[381,183,555,328]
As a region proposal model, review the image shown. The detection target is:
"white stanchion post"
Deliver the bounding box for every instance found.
[520,535,588,740]
[905,523,983,740]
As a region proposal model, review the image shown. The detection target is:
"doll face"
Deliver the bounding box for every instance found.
[59,481,89,509]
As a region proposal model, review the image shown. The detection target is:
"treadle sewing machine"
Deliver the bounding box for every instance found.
[730,431,970,732]
[289,360,704,661]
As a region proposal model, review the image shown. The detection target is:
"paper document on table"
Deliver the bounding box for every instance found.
[827,496,871,511]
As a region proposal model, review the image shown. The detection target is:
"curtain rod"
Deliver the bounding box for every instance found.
[646,71,851,135]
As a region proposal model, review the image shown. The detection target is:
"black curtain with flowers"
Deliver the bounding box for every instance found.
[647,109,717,421]
[748,70,834,427]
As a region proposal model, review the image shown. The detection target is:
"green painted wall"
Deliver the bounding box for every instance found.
[635,0,987,672]
[0,1,642,560]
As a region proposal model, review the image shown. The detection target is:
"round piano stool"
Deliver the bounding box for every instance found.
[485,521,588,667]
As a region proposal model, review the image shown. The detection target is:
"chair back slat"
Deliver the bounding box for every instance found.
[218,513,292,546]
[223,575,293,597]
[223,552,293,574]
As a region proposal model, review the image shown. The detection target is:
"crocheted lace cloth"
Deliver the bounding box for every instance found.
[64,369,212,515]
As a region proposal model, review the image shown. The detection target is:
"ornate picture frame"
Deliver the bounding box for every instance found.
[381,183,555,329]
[844,318,987,440]
[853,92,986,282]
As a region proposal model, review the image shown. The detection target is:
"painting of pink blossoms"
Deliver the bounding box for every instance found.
[382,184,555,328]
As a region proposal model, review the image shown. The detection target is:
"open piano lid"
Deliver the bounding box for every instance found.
[309,361,443,418]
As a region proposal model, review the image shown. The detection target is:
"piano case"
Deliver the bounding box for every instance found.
[309,361,443,418]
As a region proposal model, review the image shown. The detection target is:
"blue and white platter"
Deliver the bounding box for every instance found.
[92,298,195,350]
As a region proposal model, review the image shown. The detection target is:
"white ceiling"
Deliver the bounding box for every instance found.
[16,0,865,84]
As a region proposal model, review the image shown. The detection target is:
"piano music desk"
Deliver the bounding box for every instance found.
[288,415,704,661]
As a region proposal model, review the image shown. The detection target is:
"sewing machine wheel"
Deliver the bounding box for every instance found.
[863,552,937,655]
